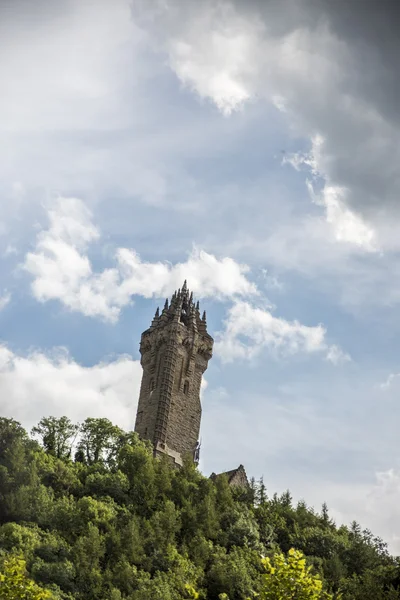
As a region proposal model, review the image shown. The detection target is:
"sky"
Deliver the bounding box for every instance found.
[2,0,400,552]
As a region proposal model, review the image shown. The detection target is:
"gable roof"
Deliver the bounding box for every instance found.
[210,464,249,487]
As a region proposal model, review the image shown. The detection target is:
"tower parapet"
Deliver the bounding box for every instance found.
[134,281,214,466]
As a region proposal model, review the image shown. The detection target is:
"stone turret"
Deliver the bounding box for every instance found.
[134,281,214,467]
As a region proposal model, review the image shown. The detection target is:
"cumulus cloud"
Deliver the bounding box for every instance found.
[23,197,257,322]
[0,344,141,432]
[214,301,346,363]
[135,0,400,251]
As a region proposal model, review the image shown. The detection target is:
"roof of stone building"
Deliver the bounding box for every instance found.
[210,464,249,487]
[143,279,212,337]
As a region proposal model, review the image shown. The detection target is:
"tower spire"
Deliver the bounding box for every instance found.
[150,306,160,329]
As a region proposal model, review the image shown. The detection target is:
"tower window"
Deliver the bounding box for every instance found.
[183,381,189,395]
[149,379,155,392]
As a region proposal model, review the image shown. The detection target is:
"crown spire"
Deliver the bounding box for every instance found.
[146,280,210,332]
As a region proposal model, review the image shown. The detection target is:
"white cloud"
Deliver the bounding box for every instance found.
[321,185,377,252]
[0,344,141,432]
[167,3,261,116]
[23,197,257,322]
[289,136,377,252]
[214,301,345,363]
[0,293,11,311]
[325,344,351,365]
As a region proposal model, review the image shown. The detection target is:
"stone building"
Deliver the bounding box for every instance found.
[210,465,249,487]
[134,281,214,467]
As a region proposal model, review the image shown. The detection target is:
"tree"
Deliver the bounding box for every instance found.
[207,546,260,599]
[31,418,78,460]
[257,548,334,600]
[0,414,399,599]
[0,419,28,460]
[0,554,54,599]
[75,418,124,466]
[256,477,267,506]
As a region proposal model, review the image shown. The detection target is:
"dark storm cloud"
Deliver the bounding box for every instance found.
[237,0,400,126]
[235,0,400,224]
[314,0,400,126]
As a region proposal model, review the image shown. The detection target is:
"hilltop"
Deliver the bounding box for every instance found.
[0,415,399,599]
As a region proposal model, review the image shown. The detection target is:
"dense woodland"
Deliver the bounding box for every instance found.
[0,416,399,599]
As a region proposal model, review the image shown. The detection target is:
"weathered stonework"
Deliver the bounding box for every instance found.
[210,464,249,488]
[134,281,213,466]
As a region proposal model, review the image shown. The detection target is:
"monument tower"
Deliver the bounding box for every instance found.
[134,281,214,467]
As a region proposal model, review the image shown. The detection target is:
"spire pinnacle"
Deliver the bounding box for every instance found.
[155,306,160,317]
[196,300,200,311]
[182,279,187,292]
[164,298,169,310]
[202,310,207,322]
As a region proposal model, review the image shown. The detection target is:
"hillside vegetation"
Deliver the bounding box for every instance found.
[0,416,399,599]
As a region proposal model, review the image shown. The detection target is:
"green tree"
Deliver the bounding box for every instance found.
[257,548,334,599]
[0,554,54,599]
[31,418,79,460]
[0,419,29,460]
[1,414,399,600]
[75,418,124,466]
[207,546,260,599]
[0,523,41,560]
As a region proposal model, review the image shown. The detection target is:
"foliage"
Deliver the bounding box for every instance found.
[257,548,334,599]
[0,554,54,599]
[0,415,399,599]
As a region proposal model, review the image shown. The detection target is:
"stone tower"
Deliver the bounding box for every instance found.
[134,281,214,467]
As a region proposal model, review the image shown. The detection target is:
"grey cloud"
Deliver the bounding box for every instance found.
[139,0,400,244]
[250,0,400,214]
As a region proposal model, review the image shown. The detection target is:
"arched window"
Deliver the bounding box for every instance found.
[183,381,189,395]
